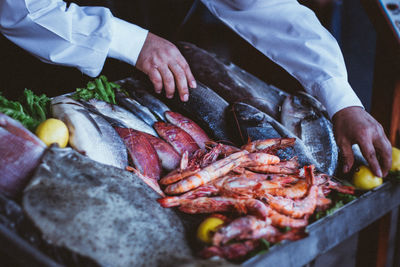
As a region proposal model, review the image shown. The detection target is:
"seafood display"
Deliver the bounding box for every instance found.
[158,139,354,260]
[0,42,367,265]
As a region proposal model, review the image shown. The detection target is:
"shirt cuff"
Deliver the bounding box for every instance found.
[108,17,148,66]
[311,77,364,119]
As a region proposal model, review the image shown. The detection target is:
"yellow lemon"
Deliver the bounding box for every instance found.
[35,118,69,148]
[353,165,382,190]
[391,147,400,172]
[197,216,225,244]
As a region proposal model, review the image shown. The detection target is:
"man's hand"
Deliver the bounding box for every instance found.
[136,32,196,102]
[333,106,392,177]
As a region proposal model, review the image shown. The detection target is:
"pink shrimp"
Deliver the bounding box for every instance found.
[241,138,296,153]
[263,166,319,218]
[176,197,270,220]
[164,151,249,194]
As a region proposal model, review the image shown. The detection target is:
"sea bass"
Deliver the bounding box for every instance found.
[159,81,237,144]
[85,98,158,136]
[281,95,338,175]
[178,42,288,120]
[232,102,319,169]
[51,96,128,169]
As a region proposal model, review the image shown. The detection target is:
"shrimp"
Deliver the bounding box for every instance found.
[176,197,270,220]
[200,240,260,260]
[164,151,249,194]
[241,138,295,153]
[263,166,318,218]
[247,157,300,174]
[212,216,277,246]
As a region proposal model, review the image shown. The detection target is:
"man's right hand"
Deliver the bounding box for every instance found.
[136,32,197,102]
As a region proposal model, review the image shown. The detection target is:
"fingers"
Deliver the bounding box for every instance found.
[373,135,392,177]
[148,68,163,93]
[158,66,175,99]
[180,57,197,89]
[359,140,382,177]
[169,63,189,101]
[338,138,354,173]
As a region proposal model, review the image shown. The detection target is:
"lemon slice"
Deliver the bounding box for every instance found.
[391,147,400,172]
[35,118,69,148]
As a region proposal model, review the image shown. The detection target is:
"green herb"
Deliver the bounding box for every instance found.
[71,75,118,104]
[0,89,50,131]
[281,226,292,233]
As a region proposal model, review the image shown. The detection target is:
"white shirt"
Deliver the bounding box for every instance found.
[0,0,363,118]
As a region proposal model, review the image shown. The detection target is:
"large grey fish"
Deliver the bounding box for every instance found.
[51,96,128,169]
[160,81,238,144]
[115,90,158,126]
[0,113,45,197]
[85,98,158,136]
[117,78,171,121]
[23,146,194,267]
[178,42,288,120]
[281,95,338,175]
[232,102,320,169]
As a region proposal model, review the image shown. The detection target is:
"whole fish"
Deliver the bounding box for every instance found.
[160,81,237,144]
[51,96,128,169]
[0,113,45,197]
[117,78,171,121]
[178,42,288,120]
[115,128,161,181]
[232,102,319,169]
[115,90,158,126]
[23,146,193,267]
[154,122,199,156]
[281,95,338,175]
[165,111,210,149]
[85,98,158,136]
[141,132,181,171]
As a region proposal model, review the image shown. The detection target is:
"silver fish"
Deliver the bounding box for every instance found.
[23,146,193,267]
[281,95,338,175]
[118,78,171,121]
[115,91,158,126]
[51,96,128,169]
[86,98,158,136]
[232,102,320,169]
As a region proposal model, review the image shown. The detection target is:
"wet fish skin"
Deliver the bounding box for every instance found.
[85,98,158,136]
[51,96,128,169]
[141,132,180,171]
[0,113,45,197]
[178,42,287,120]
[281,95,338,175]
[154,122,199,156]
[23,146,193,267]
[160,81,237,144]
[165,111,210,149]
[116,128,161,181]
[115,90,158,126]
[117,78,171,121]
[232,102,319,169]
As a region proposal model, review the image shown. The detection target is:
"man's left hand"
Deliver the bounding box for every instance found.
[332,106,392,177]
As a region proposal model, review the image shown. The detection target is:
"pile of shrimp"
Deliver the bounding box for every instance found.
[157,138,355,260]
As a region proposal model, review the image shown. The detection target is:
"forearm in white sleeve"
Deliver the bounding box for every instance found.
[0,0,148,77]
[201,0,363,118]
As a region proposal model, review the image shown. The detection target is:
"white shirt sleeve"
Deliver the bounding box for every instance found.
[0,0,148,77]
[201,0,364,118]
